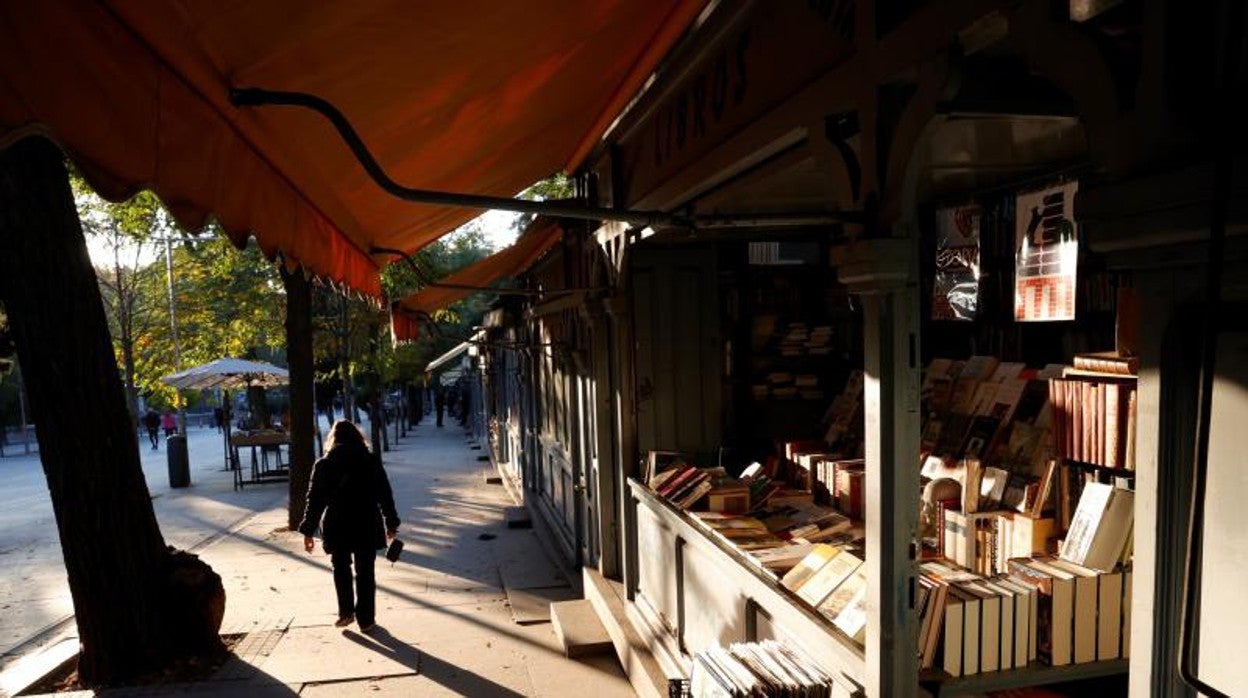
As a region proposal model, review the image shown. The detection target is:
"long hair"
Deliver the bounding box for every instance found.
[324,420,371,455]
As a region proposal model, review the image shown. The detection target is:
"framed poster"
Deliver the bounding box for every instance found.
[932,204,982,321]
[1014,181,1079,322]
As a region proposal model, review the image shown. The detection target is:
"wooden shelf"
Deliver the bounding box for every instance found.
[1062,458,1136,480]
[920,658,1128,696]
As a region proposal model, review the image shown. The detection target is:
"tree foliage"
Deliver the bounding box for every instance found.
[381,222,496,381]
[73,175,286,412]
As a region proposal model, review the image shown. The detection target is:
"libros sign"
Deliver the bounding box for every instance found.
[615,1,855,205]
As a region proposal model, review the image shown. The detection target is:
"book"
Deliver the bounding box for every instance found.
[1122,568,1132,658]
[802,549,863,607]
[1062,483,1134,572]
[834,463,865,519]
[1045,557,1098,664]
[947,585,981,675]
[657,465,700,498]
[941,589,966,677]
[645,451,688,486]
[779,543,840,592]
[994,576,1036,666]
[750,542,816,573]
[667,470,711,505]
[674,478,714,509]
[1084,486,1133,572]
[1060,482,1114,566]
[1008,558,1074,666]
[827,569,869,642]
[960,581,1002,672]
[920,575,950,669]
[1008,514,1056,560]
[1097,567,1124,660]
[1072,351,1139,376]
[981,579,1017,670]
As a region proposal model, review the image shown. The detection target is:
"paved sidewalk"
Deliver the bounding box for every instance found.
[18,422,635,697]
[0,423,289,669]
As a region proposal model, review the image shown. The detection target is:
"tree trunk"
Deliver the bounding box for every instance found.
[246,384,269,428]
[0,137,223,685]
[282,267,315,530]
[369,400,385,462]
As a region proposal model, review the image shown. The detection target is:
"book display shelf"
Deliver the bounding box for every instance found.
[911,193,1137,695]
[733,248,861,445]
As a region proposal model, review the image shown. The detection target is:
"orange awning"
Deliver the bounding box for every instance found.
[391,218,562,343]
[0,1,706,296]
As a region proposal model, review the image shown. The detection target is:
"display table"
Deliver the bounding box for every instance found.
[230,431,290,490]
[627,479,864,696]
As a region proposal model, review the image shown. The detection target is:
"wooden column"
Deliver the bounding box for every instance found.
[588,297,621,577]
[836,239,920,697]
[605,292,641,595]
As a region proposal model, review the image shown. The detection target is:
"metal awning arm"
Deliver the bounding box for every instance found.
[230,87,864,230]
[230,87,682,228]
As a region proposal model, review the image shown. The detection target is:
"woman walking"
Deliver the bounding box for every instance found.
[298,420,400,631]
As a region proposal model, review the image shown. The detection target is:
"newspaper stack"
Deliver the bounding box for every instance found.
[688,639,836,697]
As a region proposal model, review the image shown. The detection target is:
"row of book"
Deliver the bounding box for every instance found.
[922,556,1132,678]
[693,500,854,555]
[804,455,864,520]
[940,477,1133,578]
[939,508,1056,576]
[689,640,837,697]
[1050,371,1138,471]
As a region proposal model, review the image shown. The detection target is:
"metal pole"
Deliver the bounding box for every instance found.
[17,370,29,454]
[164,237,187,435]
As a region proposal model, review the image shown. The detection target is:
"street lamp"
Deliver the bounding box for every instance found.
[156,232,218,434]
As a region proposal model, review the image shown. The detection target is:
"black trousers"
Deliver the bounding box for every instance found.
[331,547,377,624]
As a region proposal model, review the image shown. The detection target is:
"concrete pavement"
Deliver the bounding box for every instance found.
[5,420,636,697]
[0,422,287,669]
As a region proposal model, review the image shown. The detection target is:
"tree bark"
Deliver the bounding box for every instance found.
[0,137,223,685]
[282,267,315,530]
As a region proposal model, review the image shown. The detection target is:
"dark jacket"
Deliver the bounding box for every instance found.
[298,444,399,553]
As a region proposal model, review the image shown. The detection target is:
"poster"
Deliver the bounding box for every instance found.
[932,204,982,321]
[1014,181,1079,322]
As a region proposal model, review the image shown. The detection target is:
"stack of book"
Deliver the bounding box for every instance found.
[689,640,836,697]
[920,555,1132,677]
[649,463,718,510]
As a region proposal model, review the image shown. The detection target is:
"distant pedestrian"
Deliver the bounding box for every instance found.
[434,387,445,427]
[161,410,177,438]
[299,421,400,632]
[143,409,160,450]
[213,406,224,434]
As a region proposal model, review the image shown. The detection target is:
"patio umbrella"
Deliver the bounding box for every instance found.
[162,357,289,390]
[162,358,290,469]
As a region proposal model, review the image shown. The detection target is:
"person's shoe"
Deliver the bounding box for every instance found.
[334,614,354,627]
[358,621,376,633]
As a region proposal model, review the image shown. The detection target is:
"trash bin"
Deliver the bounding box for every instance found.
[167,434,190,488]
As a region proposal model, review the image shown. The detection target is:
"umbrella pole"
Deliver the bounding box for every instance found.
[222,389,233,471]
